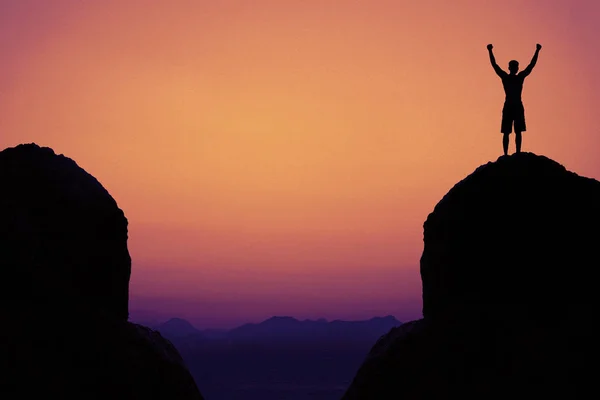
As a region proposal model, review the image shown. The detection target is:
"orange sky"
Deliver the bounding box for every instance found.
[1,0,599,328]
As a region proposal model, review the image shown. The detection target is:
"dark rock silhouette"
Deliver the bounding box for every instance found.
[0,144,204,399]
[342,153,598,399]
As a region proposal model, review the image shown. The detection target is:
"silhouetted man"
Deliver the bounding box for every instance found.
[487,43,541,156]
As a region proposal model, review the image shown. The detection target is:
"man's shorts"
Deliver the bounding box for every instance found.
[501,102,526,134]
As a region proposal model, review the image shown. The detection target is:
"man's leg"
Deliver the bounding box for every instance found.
[500,107,512,156]
[515,131,522,153]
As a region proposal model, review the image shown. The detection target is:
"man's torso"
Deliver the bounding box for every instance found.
[501,74,525,104]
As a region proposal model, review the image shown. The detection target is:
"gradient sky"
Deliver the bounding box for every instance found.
[1,0,599,328]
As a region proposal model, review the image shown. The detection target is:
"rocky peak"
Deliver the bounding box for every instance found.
[343,153,599,399]
[421,152,599,322]
[0,143,130,323]
[0,143,204,399]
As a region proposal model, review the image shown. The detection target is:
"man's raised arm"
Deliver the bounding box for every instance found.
[487,44,506,77]
[520,44,542,77]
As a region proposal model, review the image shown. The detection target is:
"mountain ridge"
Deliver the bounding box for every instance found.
[152,315,402,341]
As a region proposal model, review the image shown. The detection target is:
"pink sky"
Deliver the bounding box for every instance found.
[1,1,599,328]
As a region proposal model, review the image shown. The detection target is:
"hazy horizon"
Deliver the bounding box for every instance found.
[128,305,410,330]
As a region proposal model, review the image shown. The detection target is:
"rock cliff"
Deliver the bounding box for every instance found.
[0,143,204,399]
[342,153,599,399]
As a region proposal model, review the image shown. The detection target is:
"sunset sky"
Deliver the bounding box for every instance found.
[1,0,599,328]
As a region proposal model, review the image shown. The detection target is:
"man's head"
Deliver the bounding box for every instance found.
[508,60,519,74]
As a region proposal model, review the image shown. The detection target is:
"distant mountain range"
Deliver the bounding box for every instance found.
[149,316,402,399]
[153,315,401,343]
[152,317,206,338]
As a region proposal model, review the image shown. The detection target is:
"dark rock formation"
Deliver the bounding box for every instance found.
[0,144,204,399]
[342,153,599,399]
[0,143,130,323]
